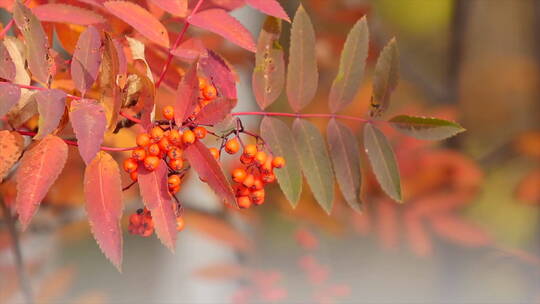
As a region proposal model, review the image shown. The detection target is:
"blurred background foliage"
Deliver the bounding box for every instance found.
[1,0,539,303]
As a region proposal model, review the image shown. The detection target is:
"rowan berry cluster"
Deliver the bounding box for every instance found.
[226,139,285,209]
[128,207,185,237]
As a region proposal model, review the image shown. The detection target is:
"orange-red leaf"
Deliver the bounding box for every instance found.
[194,98,236,125]
[69,99,107,164]
[15,135,68,230]
[174,60,199,125]
[104,1,169,48]
[0,131,24,183]
[0,83,21,117]
[137,161,177,251]
[200,50,237,100]
[32,3,105,25]
[184,140,237,207]
[189,8,256,52]
[83,151,123,270]
[71,26,102,94]
[148,0,187,17]
[34,89,67,140]
[245,0,290,22]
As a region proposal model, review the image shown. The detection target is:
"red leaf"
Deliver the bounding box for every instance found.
[148,0,187,17]
[0,131,24,183]
[34,89,67,140]
[137,161,177,251]
[245,0,290,22]
[104,1,170,48]
[83,151,123,270]
[429,215,492,247]
[32,3,105,25]
[184,141,237,207]
[69,99,107,164]
[0,43,16,81]
[200,50,237,100]
[0,83,21,117]
[15,135,68,230]
[174,60,199,125]
[171,38,207,61]
[194,98,236,125]
[13,1,53,84]
[71,26,102,94]
[189,9,256,52]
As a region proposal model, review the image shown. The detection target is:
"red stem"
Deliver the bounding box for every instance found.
[1,82,81,100]
[231,112,371,123]
[16,130,137,152]
[0,19,14,39]
[119,111,142,124]
[155,0,206,89]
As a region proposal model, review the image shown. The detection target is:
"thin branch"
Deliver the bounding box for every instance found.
[231,111,372,123]
[0,199,34,304]
[15,130,137,152]
[0,82,81,100]
[154,0,206,89]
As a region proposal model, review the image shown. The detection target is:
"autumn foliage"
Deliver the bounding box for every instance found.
[0,0,466,272]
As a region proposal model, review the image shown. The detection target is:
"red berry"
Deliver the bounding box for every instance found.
[272,156,286,169]
[143,156,160,171]
[123,158,138,173]
[158,137,172,152]
[176,217,185,231]
[237,196,251,209]
[132,148,146,161]
[150,126,165,141]
[167,147,183,160]
[243,144,258,158]
[209,148,220,160]
[169,158,184,171]
[168,174,181,188]
[182,129,196,145]
[148,143,161,156]
[225,138,240,154]
[162,105,174,120]
[130,171,138,181]
[254,151,267,166]
[136,133,151,147]
[193,126,207,139]
[168,129,182,145]
[231,168,247,183]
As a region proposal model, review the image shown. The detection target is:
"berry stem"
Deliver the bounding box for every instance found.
[0,81,81,100]
[154,0,206,89]
[231,111,371,123]
[0,0,30,39]
[15,130,137,152]
[119,111,142,124]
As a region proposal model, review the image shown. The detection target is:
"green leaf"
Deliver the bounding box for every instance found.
[293,118,334,213]
[388,115,465,140]
[260,117,302,207]
[329,17,369,113]
[327,119,362,211]
[286,5,318,113]
[363,123,401,202]
[13,0,53,84]
[370,38,399,117]
[252,16,285,110]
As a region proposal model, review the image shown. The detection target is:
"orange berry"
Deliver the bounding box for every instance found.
[209,147,220,160]
[243,144,258,158]
[169,158,184,171]
[240,154,253,165]
[203,85,217,100]
[250,189,265,205]
[272,156,286,169]
[143,155,160,171]
[176,217,185,231]
[262,173,276,183]
[158,137,172,152]
[225,138,240,154]
[167,147,183,160]
[231,168,247,183]
[242,174,255,188]
[123,158,138,173]
[162,105,174,120]
[129,214,142,226]
[130,171,138,181]
[136,133,151,147]
[182,129,196,145]
[262,157,273,173]
[193,126,207,139]
[148,143,161,156]
[254,151,267,166]
[168,175,181,188]
[235,185,250,197]
[132,148,146,161]
[150,126,165,141]
[198,76,208,89]
[252,177,264,190]
[168,129,182,145]
[141,228,153,237]
[169,185,180,194]
[237,196,251,209]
